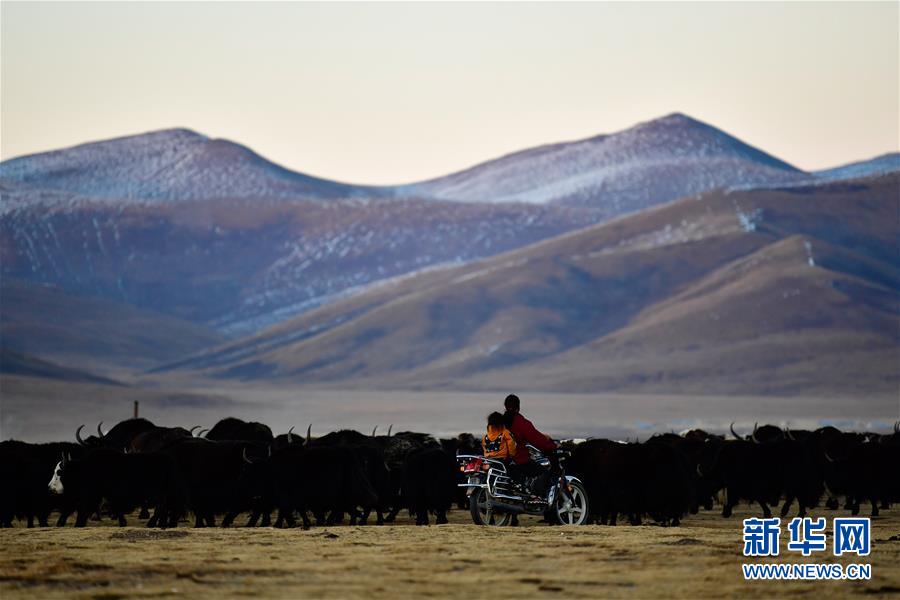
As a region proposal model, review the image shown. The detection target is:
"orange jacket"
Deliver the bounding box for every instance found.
[482,425,517,460]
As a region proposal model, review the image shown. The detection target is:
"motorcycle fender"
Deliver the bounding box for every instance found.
[549,475,583,505]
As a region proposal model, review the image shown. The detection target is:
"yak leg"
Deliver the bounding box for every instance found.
[384,506,401,523]
[757,500,772,518]
[246,511,260,527]
[825,497,839,510]
[722,488,738,518]
[870,498,879,517]
[117,514,127,527]
[435,509,448,525]
[75,511,89,527]
[780,496,794,518]
[193,513,205,528]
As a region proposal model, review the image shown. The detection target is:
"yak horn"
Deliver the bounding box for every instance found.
[894,421,899,434]
[287,426,294,444]
[189,426,200,435]
[242,448,253,465]
[387,424,392,437]
[306,424,312,444]
[198,428,209,438]
[60,451,68,464]
[97,422,106,438]
[729,422,742,440]
[696,463,704,477]
[76,424,86,445]
[784,427,795,441]
[372,426,378,437]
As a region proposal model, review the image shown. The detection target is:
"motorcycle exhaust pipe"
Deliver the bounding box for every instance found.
[488,501,526,515]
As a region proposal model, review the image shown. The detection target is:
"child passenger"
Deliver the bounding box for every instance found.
[482,411,517,461]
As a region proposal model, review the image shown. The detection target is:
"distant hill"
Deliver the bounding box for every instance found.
[2,114,897,360]
[0,194,600,336]
[398,113,807,209]
[0,128,379,202]
[812,152,900,184]
[159,173,899,397]
[0,279,224,373]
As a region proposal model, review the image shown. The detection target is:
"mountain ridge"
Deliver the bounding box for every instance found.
[153,172,899,396]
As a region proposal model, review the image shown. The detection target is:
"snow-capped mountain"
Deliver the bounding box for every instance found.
[0,128,379,202]
[813,152,900,183]
[397,113,808,210]
[2,113,896,371]
[1,191,601,337]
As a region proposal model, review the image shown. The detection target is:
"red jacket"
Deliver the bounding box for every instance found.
[508,412,556,464]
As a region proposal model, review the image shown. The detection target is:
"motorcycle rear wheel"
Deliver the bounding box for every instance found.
[552,480,590,525]
[469,488,512,526]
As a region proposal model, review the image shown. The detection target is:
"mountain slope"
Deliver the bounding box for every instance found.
[2,114,895,358]
[0,128,378,202]
[0,194,600,336]
[0,279,224,374]
[398,113,806,210]
[813,152,900,183]
[162,173,899,396]
[473,235,898,395]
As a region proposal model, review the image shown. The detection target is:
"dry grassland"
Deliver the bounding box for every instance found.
[1,507,898,599]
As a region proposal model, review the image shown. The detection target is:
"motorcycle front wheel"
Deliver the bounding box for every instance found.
[552,480,590,525]
[469,487,512,526]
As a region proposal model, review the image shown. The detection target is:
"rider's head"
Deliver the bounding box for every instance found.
[487,411,505,428]
[504,394,520,414]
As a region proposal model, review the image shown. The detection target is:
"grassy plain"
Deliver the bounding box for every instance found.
[1,507,898,599]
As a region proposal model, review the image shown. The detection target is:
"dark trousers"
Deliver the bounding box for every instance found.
[508,460,547,494]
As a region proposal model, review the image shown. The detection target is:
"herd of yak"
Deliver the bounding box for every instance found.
[1,417,898,529]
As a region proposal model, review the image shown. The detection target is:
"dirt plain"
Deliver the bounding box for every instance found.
[1,506,898,599]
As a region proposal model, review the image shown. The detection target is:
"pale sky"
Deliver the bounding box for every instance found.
[1,1,898,185]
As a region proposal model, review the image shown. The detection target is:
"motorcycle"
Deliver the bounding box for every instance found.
[457,444,590,526]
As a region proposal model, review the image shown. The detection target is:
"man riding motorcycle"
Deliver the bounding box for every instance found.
[502,394,559,501]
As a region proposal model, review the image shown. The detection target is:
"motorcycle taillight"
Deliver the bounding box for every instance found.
[463,458,483,473]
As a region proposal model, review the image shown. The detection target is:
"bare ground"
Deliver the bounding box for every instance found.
[1,507,898,599]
